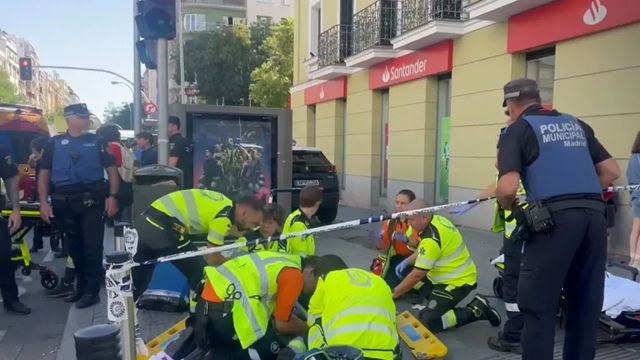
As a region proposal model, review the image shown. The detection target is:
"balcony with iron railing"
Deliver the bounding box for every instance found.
[346,0,402,67]
[311,24,359,80]
[182,0,246,8]
[465,0,555,22]
[392,0,469,50]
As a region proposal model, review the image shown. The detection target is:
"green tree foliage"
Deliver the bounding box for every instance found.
[250,18,294,108]
[103,102,133,130]
[0,70,26,104]
[182,23,271,105]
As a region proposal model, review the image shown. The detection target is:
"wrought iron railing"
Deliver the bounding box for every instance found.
[318,24,352,67]
[183,0,246,6]
[352,0,401,54]
[400,0,467,34]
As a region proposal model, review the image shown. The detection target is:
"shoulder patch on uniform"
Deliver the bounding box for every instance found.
[3,154,12,165]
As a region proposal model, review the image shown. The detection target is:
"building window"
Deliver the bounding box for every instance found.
[282,0,292,5]
[257,15,273,24]
[526,48,556,105]
[184,14,206,32]
[309,1,322,57]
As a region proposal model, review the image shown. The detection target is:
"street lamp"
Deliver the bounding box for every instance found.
[110,81,150,130]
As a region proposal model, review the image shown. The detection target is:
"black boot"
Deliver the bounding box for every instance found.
[64,291,84,303]
[488,332,522,354]
[3,299,31,315]
[76,294,100,309]
[466,295,502,327]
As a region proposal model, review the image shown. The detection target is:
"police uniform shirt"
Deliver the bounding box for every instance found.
[40,133,117,191]
[0,145,18,180]
[497,104,611,201]
[169,133,193,177]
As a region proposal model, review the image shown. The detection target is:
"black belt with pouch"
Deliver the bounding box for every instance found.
[521,198,606,234]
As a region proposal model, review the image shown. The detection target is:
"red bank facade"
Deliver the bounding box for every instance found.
[290,0,640,255]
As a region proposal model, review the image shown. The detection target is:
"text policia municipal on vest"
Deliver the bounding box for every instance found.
[382,58,428,83]
[540,122,588,148]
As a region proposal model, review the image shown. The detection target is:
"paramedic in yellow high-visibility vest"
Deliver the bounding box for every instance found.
[392,199,502,333]
[279,185,323,256]
[194,252,330,360]
[307,256,400,360]
[131,189,264,300]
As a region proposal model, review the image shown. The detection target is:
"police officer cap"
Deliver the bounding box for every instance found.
[64,103,91,118]
[502,78,540,107]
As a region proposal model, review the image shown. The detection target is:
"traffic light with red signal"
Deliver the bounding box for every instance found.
[136,0,176,40]
[19,57,32,81]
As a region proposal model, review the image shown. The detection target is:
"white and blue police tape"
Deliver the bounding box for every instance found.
[108,184,640,272]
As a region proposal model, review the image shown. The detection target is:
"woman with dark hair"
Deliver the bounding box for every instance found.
[370,189,420,289]
[627,131,640,268]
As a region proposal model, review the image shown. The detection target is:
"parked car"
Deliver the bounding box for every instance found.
[291,146,340,224]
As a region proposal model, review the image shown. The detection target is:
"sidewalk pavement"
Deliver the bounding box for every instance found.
[54,206,640,360]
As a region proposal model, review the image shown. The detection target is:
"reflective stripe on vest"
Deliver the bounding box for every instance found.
[151,190,232,235]
[522,114,601,201]
[428,256,475,283]
[205,252,301,349]
[310,269,398,360]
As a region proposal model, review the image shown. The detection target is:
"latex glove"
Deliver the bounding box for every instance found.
[391,231,409,244]
[395,257,413,280]
[370,254,387,276]
[449,203,478,217]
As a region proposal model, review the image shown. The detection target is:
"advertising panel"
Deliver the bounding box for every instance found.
[190,114,277,202]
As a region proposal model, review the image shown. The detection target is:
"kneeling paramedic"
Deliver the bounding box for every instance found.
[193,252,321,360]
[307,256,400,360]
[38,103,120,309]
[132,189,264,300]
[392,199,501,333]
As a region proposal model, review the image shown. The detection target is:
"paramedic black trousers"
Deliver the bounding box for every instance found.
[502,236,524,343]
[132,217,206,300]
[0,218,19,302]
[518,208,607,360]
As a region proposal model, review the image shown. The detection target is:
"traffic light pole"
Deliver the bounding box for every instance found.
[133,0,142,134]
[157,38,169,166]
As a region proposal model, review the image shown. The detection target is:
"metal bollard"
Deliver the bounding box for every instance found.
[73,324,122,360]
[105,251,137,360]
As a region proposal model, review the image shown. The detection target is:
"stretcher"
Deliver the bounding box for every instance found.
[141,317,188,359]
[598,262,640,344]
[397,311,448,359]
[1,201,60,290]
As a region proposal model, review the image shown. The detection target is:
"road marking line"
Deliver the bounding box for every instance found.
[43,250,54,263]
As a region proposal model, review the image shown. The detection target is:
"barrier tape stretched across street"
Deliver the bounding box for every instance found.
[104,184,639,322]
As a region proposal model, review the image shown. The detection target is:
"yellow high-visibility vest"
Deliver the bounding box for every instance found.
[308,268,399,360]
[203,252,302,349]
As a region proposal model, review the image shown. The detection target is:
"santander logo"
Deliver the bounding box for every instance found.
[382,66,391,83]
[319,87,325,99]
[381,59,428,84]
[583,0,607,26]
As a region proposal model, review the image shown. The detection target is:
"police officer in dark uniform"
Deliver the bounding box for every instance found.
[168,116,193,188]
[0,144,30,314]
[38,103,120,309]
[496,79,620,360]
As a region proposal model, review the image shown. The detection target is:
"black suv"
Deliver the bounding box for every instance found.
[291,146,340,224]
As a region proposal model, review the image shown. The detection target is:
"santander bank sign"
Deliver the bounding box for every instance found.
[369,40,453,90]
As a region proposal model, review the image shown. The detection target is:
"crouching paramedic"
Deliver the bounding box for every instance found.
[194,252,318,360]
[307,255,400,360]
[392,199,501,332]
[132,189,264,300]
